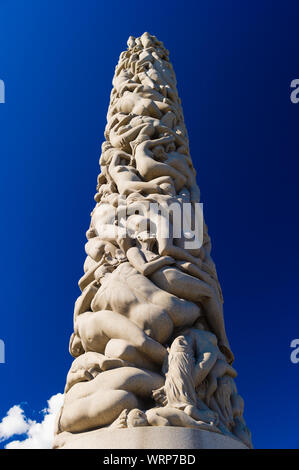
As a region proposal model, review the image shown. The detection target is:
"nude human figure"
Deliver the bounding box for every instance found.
[196,379,233,437]
[172,231,220,294]
[58,367,164,433]
[105,113,181,152]
[133,133,197,195]
[197,374,250,446]
[73,280,99,322]
[173,214,216,283]
[90,261,200,344]
[127,35,136,49]
[148,326,236,432]
[124,194,208,269]
[152,329,220,419]
[84,238,122,263]
[100,144,175,197]
[64,351,128,393]
[89,200,119,246]
[134,50,177,89]
[122,228,232,362]
[55,32,251,446]
[69,319,159,373]
[88,197,230,359]
[134,59,178,104]
[89,195,129,251]
[73,309,167,365]
[132,134,188,191]
[83,255,97,273]
[90,193,208,277]
[137,63,178,100]
[107,91,170,121]
[163,140,200,202]
[125,209,216,280]
[214,376,236,429]
[104,338,159,372]
[230,379,253,448]
[112,69,139,97]
[139,33,166,52]
[78,238,123,291]
[149,271,231,362]
[104,114,155,152]
[205,354,237,405]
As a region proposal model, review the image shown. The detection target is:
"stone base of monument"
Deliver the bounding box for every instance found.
[53,427,248,449]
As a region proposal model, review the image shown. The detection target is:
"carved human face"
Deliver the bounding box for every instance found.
[127,409,148,428]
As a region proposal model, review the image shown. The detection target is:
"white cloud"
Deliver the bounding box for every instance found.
[0,405,30,441]
[0,393,64,449]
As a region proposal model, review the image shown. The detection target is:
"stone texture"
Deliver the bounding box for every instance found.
[54,32,252,450]
[54,427,249,450]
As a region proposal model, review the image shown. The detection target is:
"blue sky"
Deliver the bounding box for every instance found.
[0,0,298,449]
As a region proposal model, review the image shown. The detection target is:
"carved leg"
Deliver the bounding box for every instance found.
[60,389,139,433]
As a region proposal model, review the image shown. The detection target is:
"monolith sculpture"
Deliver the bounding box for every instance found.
[53,33,252,449]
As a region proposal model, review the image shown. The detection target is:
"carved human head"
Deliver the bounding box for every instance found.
[140,32,153,49]
[126,213,150,239]
[130,134,150,154]
[136,230,156,251]
[100,142,114,166]
[94,264,114,283]
[86,226,97,240]
[69,333,84,358]
[165,141,176,153]
[127,409,148,428]
[152,145,167,161]
[134,37,142,48]
[127,36,136,49]
[104,244,126,266]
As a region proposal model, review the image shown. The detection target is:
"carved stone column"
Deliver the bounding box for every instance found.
[53,33,252,450]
